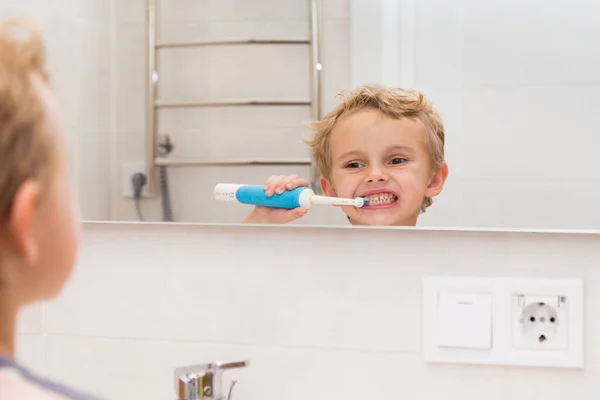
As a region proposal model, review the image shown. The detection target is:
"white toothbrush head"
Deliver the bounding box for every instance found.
[354,197,368,208]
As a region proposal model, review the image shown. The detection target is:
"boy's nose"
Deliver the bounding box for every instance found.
[364,167,389,183]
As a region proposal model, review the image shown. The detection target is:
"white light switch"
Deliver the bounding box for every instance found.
[437,292,492,349]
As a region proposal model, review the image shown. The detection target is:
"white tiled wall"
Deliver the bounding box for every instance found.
[407,0,600,230]
[15,222,600,399]
[347,0,600,230]
[111,0,350,225]
[0,0,113,221]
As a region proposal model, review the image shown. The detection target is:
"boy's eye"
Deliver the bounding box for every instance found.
[345,162,364,169]
[390,157,407,165]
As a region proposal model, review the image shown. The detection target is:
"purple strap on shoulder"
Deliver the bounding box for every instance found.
[0,356,104,400]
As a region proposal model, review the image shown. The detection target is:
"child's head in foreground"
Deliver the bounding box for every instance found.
[306,84,448,226]
[0,18,79,344]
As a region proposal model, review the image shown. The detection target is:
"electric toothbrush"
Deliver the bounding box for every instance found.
[214,183,370,209]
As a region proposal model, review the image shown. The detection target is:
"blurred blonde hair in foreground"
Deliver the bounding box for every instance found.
[0,17,57,222]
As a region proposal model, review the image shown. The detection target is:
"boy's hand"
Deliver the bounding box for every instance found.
[243,174,310,224]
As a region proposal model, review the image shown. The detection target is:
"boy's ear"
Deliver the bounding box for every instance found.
[425,162,449,198]
[319,176,336,197]
[7,180,41,265]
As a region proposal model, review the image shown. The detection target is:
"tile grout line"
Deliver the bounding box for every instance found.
[34,332,418,356]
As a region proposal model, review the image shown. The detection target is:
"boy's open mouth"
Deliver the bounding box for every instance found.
[360,190,399,209]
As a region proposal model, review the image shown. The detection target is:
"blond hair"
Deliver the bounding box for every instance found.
[305,84,445,212]
[0,18,56,222]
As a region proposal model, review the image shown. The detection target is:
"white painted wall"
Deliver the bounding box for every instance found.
[15,222,600,400]
[350,0,600,230]
[0,0,113,221]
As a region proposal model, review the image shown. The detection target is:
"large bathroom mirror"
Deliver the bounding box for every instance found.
[7,0,598,229]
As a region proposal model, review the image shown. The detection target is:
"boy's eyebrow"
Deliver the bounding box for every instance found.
[337,145,416,161]
[336,150,362,161]
[338,145,415,160]
[387,145,416,155]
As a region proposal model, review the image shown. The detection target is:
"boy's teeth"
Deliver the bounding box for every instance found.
[366,193,397,205]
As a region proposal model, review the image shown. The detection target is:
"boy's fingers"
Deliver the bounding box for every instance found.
[265,174,307,195]
[295,178,310,187]
[276,174,299,194]
[294,207,307,217]
[264,176,277,190]
[270,175,287,193]
[280,207,306,222]
[285,177,309,190]
[264,175,284,196]
[283,175,300,187]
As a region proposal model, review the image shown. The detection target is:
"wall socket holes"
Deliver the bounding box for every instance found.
[512,295,568,351]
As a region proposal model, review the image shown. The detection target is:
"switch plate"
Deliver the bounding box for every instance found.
[437,292,492,349]
[423,276,584,369]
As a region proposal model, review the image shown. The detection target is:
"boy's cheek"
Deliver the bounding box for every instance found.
[328,178,354,198]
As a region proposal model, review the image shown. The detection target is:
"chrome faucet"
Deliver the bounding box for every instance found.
[174,360,249,400]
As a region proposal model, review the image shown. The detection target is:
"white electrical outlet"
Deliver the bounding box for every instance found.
[423,277,584,369]
[121,162,148,198]
[512,294,567,351]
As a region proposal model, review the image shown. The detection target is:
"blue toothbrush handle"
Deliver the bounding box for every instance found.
[214,184,314,209]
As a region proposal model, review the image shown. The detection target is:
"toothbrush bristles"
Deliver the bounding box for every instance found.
[361,197,370,206]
